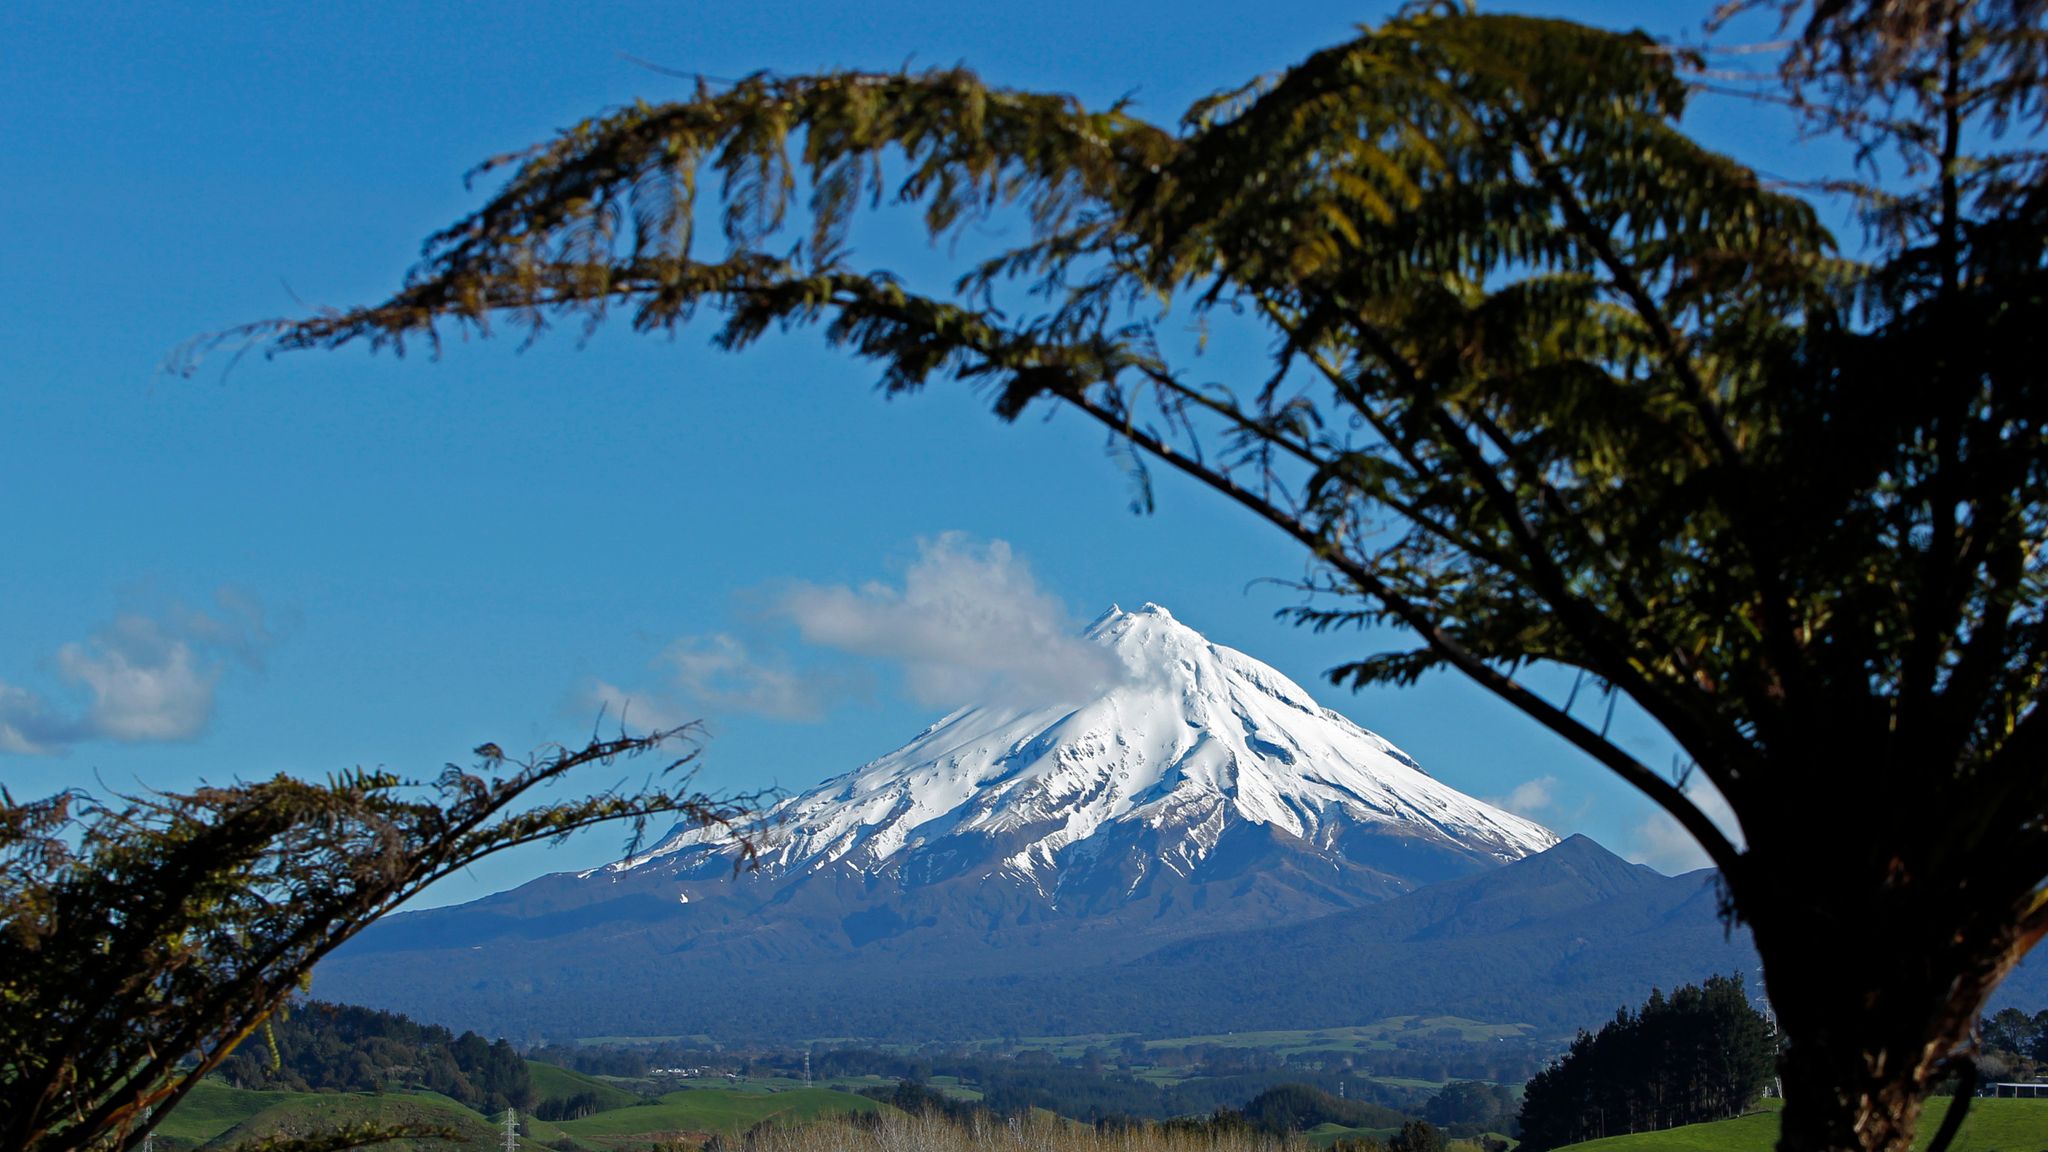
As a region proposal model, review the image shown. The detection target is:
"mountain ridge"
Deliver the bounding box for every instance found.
[313,606,1816,1040]
[319,834,1775,1040]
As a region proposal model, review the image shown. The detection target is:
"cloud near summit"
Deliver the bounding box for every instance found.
[778,534,1126,710]
[601,535,1129,724]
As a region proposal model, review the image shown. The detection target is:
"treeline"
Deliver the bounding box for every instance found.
[870,1074,1513,1145]
[816,1044,1432,1091]
[1979,1006,2048,1084]
[830,1050,1422,1122]
[854,1061,1285,1122]
[527,1041,665,1078]
[535,1090,614,1122]
[1163,1099,1464,1152]
[1421,1081,1518,1137]
[526,1036,1506,1127]
[1517,976,1775,1151]
[222,1000,533,1116]
[963,1071,1405,1131]
[1237,1083,1406,1133]
[879,1081,1427,1146]
[1974,1008,2039,1065]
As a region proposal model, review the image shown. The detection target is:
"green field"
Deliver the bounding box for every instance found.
[551,1085,890,1142]
[931,1074,986,1102]
[153,1077,884,1149]
[153,1080,329,1145]
[186,1087,499,1150]
[154,1060,643,1148]
[1561,1097,2048,1152]
[528,1059,645,1112]
[1306,1122,1405,1148]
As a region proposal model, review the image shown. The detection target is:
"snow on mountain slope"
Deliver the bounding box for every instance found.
[602,603,1555,892]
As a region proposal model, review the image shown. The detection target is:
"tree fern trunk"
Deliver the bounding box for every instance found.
[1760,890,2013,1152]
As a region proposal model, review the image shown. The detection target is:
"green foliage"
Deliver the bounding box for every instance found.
[0,731,756,1152]
[1240,1083,1407,1135]
[219,1000,535,1117]
[1973,1004,2048,1086]
[1390,1119,1449,1152]
[876,1080,983,1123]
[1518,976,1777,1152]
[1424,1082,1519,1136]
[1977,1005,2048,1062]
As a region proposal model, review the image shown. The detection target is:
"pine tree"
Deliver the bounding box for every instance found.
[1519,977,1778,1151]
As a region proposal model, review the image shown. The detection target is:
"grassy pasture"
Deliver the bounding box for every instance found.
[1559,1097,2048,1152]
[551,1085,889,1142]
[528,1059,644,1112]
[200,1088,498,1149]
[152,1080,327,1145]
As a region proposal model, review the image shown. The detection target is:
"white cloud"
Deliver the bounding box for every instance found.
[777,533,1123,709]
[0,682,86,756]
[0,589,274,757]
[591,534,1115,725]
[56,616,219,742]
[574,679,691,735]
[1626,776,1746,875]
[1488,774,1562,820]
[575,636,831,728]
[661,634,823,721]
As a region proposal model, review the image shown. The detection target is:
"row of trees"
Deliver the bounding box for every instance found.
[1517,977,1777,1151]
[822,1048,1423,1121]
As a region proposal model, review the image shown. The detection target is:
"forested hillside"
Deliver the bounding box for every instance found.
[220,1000,533,1115]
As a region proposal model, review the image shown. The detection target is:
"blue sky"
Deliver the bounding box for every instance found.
[1,1,1828,906]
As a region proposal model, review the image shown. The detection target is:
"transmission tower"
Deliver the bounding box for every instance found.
[502,1107,520,1152]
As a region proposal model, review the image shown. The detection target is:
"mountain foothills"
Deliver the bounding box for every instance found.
[315,606,2035,1040]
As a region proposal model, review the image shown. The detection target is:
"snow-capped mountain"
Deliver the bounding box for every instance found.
[602,603,1554,901]
[320,603,1597,1041]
